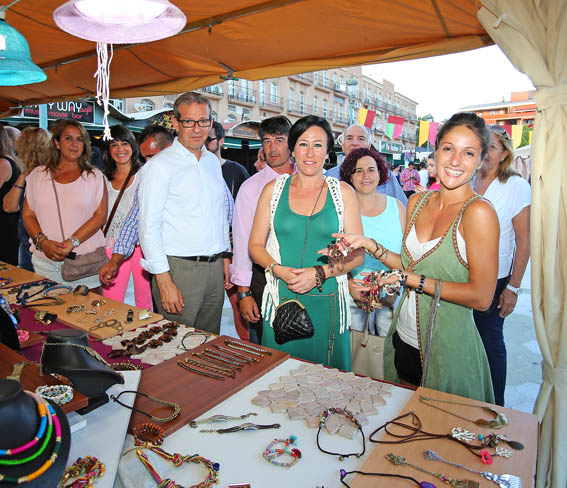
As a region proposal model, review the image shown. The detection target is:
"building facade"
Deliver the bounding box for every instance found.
[114,66,418,161]
[460,91,536,126]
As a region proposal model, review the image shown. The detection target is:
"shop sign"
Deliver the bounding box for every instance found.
[22,101,95,123]
[379,140,404,153]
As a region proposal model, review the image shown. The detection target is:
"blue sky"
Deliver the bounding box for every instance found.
[363,45,535,122]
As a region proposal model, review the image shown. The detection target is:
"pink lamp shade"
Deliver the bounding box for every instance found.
[53,0,186,44]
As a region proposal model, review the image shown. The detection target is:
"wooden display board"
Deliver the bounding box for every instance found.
[0,261,44,288]
[0,342,88,413]
[351,386,538,488]
[29,290,162,340]
[127,335,290,437]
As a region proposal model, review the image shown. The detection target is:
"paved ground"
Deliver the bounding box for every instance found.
[217,263,542,413]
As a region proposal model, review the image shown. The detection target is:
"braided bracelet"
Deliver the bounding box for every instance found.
[60,456,106,488]
[263,436,302,468]
[35,384,74,406]
[317,408,366,461]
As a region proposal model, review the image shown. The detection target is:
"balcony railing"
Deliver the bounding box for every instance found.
[260,95,284,110]
[288,103,312,115]
[290,73,313,84]
[201,85,223,96]
[228,89,257,104]
[315,78,332,90]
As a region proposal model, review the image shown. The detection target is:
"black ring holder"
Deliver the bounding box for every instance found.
[0,379,71,487]
[41,329,124,414]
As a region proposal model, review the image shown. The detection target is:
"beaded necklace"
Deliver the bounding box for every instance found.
[317,408,366,461]
[134,444,219,488]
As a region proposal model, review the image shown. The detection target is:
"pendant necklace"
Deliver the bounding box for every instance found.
[419,396,509,429]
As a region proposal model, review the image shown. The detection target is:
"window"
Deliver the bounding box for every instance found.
[313,96,319,114]
[259,80,265,105]
[271,82,278,103]
[110,98,124,111]
[333,103,338,120]
[225,113,237,122]
[211,111,218,121]
[314,71,319,84]
[300,91,305,113]
[228,80,235,98]
[323,98,327,118]
[333,73,337,84]
[289,87,295,111]
[163,102,173,109]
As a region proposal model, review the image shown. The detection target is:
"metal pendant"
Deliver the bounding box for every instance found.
[483,472,522,488]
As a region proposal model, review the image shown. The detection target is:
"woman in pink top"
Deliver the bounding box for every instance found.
[23,120,107,289]
[427,153,441,190]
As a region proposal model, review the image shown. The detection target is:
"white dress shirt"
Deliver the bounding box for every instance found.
[138,138,230,274]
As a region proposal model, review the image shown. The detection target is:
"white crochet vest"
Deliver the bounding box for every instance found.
[261,174,350,334]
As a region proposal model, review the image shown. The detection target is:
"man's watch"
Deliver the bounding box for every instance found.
[506,284,520,295]
[237,291,252,301]
[69,237,80,248]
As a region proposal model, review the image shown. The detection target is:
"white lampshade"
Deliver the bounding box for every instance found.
[53,0,186,44]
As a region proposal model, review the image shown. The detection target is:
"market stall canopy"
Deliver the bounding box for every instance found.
[0,0,492,115]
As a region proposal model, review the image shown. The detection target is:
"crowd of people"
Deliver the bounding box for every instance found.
[1,91,531,405]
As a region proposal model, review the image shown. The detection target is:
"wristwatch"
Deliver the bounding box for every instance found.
[69,237,80,248]
[506,284,520,295]
[237,291,252,301]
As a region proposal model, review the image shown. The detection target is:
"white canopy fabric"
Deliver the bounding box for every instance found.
[478,2,567,487]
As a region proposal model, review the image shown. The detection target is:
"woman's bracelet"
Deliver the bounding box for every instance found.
[35,384,74,406]
[12,183,25,190]
[415,274,426,294]
[314,265,326,292]
[266,261,279,277]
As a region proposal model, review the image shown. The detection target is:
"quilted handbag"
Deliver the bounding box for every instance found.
[272,298,314,345]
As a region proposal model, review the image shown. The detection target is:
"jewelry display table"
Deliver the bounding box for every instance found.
[127,335,290,437]
[0,342,88,413]
[67,370,141,488]
[350,386,538,488]
[115,358,414,488]
[0,261,45,287]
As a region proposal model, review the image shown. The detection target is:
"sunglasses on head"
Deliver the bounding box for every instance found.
[491,125,511,138]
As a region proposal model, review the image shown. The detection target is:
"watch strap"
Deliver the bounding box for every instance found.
[506,284,520,295]
[237,291,252,301]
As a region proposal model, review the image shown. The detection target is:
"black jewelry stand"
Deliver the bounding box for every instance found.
[41,329,123,412]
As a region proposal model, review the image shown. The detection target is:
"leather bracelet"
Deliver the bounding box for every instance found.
[12,183,25,190]
[415,274,426,294]
[314,265,326,292]
[35,384,74,406]
[133,422,164,446]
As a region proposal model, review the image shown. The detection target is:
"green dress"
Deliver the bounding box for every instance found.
[262,177,350,370]
[384,191,495,403]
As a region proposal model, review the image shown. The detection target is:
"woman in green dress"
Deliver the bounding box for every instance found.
[330,113,499,402]
[249,116,363,370]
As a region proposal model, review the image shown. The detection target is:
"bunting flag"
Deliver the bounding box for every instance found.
[428,122,439,147]
[502,125,512,137]
[529,129,533,145]
[386,115,404,140]
[357,107,376,128]
[418,121,430,146]
[511,125,523,149]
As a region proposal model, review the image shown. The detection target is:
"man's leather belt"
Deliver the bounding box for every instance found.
[174,253,221,263]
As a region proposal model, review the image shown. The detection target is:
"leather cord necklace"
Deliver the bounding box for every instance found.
[369,412,522,462]
[419,396,509,429]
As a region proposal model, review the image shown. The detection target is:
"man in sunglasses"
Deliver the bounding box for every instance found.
[138,92,233,334]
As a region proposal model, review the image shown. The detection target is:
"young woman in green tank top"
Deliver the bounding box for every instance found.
[325,113,500,403]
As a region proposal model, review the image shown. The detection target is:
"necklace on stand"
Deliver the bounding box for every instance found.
[419,396,509,429]
[424,450,522,488]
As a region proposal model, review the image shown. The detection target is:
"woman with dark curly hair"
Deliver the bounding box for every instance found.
[100,125,151,308]
[340,148,405,336]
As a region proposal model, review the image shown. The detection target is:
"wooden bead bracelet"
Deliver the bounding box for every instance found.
[132,422,164,446]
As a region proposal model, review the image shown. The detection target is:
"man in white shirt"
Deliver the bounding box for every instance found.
[138,92,230,333]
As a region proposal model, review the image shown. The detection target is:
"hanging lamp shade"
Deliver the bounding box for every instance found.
[0,16,47,86]
[53,0,187,44]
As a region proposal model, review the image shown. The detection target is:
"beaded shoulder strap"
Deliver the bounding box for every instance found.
[326,177,345,233]
[269,174,290,222]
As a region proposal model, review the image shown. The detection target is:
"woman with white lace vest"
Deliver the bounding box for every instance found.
[101,125,151,309]
[249,116,363,370]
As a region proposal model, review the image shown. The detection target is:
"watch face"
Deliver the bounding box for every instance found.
[71,238,80,247]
